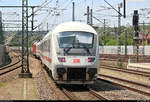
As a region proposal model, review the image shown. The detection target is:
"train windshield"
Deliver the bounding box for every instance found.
[58,31,94,48]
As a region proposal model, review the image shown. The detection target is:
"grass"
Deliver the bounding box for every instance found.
[0,82,5,87]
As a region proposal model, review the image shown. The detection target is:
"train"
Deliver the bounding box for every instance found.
[33,22,99,85]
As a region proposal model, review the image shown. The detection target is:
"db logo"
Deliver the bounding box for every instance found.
[73,59,80,63]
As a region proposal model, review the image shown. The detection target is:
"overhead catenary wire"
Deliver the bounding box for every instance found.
[32,10,51,30]
[33,0,61,31]
[28,0,54,18]
[62,0,73,10]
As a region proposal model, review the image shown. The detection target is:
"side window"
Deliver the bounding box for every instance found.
[44,41,47,51]
[43,42,45,51]
[47,40,49,52]
[45,41,48,52]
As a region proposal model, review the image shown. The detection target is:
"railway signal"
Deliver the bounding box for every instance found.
[123,0,126,18]
[133,10,139,62]
[133,10,139,32]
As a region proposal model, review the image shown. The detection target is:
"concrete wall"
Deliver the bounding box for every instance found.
[99,46,150,55]
[0,44,4,65]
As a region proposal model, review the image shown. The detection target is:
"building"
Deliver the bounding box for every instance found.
[139,32,150,45]
[146,32,150,44]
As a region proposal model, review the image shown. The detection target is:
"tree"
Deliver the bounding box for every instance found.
[0,13,4,44]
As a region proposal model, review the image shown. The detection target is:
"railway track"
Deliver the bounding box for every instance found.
[60,87,79,100]
[99,74,150,97]
[100,64,150,77]
[0,52,21,76]
[88,89,108,100]
[42,63,108,100]
[60,86,108,100]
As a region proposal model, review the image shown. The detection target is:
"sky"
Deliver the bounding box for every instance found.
[0,0,150,31]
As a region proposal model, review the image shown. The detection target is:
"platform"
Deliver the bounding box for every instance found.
[0,78,39,100]
[127,63,150,73]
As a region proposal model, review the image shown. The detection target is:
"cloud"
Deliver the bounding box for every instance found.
[126,0,147,2]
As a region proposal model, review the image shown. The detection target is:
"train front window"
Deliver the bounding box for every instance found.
[58,31,94,48]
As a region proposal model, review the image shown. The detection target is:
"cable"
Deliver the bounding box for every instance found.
[62,0,72,10]
[28,0,53,18]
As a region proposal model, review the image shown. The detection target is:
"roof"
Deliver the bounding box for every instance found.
[52,22,97,35]
[138,32,150,40]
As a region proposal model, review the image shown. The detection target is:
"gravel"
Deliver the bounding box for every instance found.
[29,56,68,100]
[34,71,57,100]
[91,79,150,100]
[99,60,150,100]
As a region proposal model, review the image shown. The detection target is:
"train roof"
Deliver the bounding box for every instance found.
[52,22,97,35]
[42,31,51,40]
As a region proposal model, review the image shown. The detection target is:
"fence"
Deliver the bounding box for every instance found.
[99,46,150,55]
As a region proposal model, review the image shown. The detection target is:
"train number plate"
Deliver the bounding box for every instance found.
[73,59,80,63]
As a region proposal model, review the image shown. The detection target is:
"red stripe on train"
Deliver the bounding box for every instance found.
[37,51,52,63]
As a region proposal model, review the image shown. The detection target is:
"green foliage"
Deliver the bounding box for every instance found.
[117,62,123,68]
[8,31,44,47]
[96,25,150,45]
[9,34,22,46]
[105,35,118,45]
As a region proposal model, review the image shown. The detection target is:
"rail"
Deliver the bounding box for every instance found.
[100,64,150,77]
[89,89,108,100]
[0,52,21,75]
[99,74,150,97]
[60,88,79,100]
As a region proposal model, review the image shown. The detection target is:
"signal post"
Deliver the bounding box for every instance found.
[133,10,139,62]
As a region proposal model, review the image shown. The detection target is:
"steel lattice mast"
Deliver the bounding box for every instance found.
[19,0,32,78]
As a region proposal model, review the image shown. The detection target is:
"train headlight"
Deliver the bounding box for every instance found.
[88,57,95,62]
[88,68,97,75]
[58,57,66,62]
[57,68,66,75]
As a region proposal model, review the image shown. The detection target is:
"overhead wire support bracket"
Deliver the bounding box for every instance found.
[103,0,126,18]
[0,6,40,8]
[92,16,104,24]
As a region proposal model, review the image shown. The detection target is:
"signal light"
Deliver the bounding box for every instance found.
[88,58,91,62]
[58,57,66,62]
[88,58,95,62]
[61,58,66,62]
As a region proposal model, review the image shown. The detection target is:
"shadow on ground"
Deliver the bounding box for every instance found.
[60,79,124,92]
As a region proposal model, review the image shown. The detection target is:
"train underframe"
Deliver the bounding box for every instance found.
[54,66,97,85]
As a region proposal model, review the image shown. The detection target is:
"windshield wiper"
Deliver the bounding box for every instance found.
[83,45,92,56]
[64,47,72,55]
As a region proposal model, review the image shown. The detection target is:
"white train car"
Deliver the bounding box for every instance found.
[36,22,99,85]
